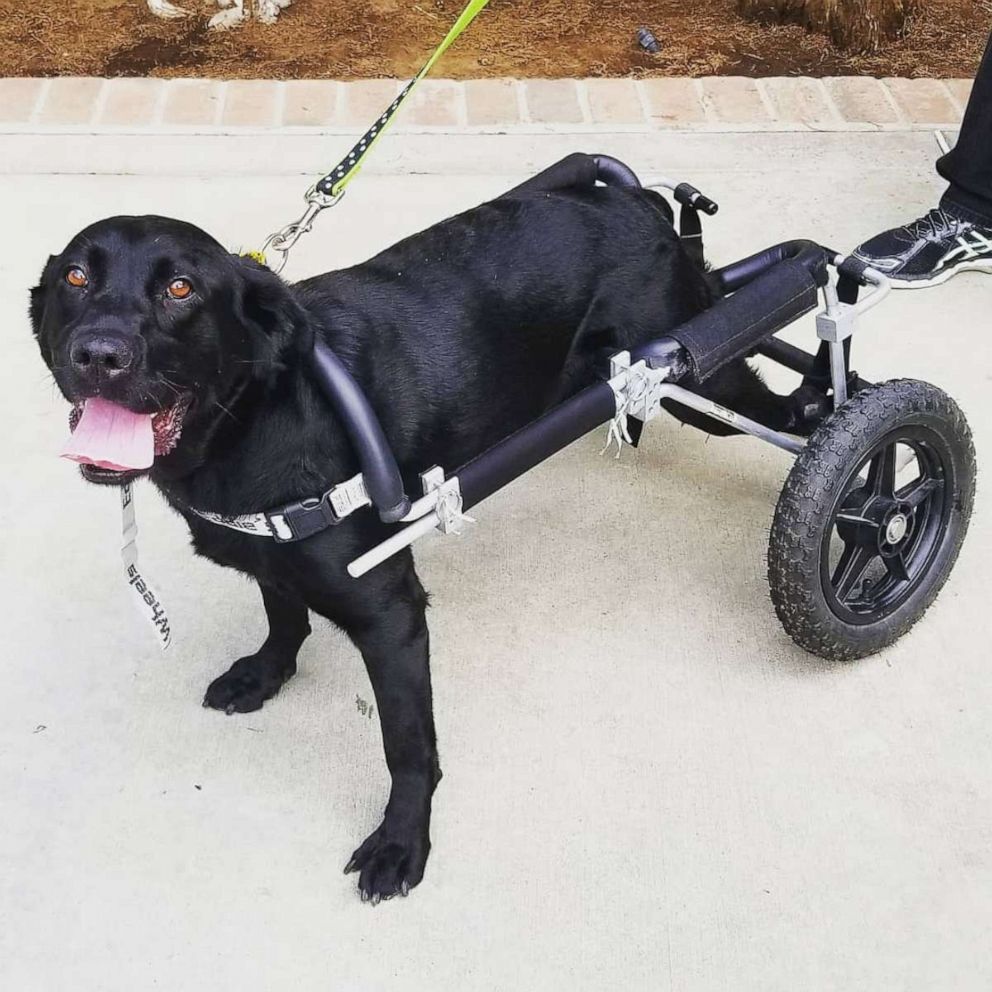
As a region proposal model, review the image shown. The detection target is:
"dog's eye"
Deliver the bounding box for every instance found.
[167,278,193,300]
[65,267,88,289]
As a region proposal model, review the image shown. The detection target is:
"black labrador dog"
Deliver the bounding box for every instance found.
[31,159,800,902]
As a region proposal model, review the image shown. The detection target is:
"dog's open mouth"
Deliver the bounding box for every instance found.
[63,395,192,482]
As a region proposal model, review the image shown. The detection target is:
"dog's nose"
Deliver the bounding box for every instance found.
[69,332,135,383]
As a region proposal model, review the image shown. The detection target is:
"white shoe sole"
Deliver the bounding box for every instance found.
[890,258,992,289]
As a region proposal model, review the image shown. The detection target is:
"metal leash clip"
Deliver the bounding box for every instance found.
[260,186,344,274]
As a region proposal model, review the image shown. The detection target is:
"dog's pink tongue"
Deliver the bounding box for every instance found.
[61,397,154,471]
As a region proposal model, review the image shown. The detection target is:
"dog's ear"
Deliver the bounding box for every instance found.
[30,255,57,365]
[30,255,56,337]
[232,256,314,382]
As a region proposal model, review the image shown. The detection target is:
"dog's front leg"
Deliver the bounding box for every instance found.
[203,581,311,714]
[338,565,439,902]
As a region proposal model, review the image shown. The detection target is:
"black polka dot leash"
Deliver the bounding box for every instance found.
[257,0,493,273]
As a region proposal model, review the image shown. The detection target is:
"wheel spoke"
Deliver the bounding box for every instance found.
[867,443,898,498]
[885,551,911,583]
[899,476,942,508]
[832,543,876,603]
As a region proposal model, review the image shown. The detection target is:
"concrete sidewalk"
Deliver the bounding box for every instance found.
[1,91,990,992]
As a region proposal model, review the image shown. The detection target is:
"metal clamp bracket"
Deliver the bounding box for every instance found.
[815,293,858,344]
[346,468,472,577]
[601,351,674,456]
[420,466,472,536]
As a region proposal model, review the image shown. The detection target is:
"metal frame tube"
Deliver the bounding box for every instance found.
[656,384,805,454]
[349,508,447,578]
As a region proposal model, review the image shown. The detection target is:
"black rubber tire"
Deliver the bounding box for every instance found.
[768,378,976,661]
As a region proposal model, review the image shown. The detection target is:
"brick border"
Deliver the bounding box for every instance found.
[0,76,971,130]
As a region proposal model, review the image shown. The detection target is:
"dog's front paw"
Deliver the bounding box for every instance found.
[345,822,430,904]
[202,652,296,714]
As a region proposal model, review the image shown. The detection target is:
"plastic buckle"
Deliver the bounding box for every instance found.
[267,491,341,543]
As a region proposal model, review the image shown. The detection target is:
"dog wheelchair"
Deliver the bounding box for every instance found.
[285,154,976,662]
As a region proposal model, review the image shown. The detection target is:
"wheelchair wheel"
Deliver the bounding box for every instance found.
[768,379,975,661]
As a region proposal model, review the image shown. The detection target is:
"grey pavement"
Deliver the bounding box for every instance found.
[1,125,990,991]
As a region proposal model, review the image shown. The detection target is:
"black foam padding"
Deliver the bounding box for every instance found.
[456,381,618,511]
[592,155,642,189]
[713,240,829,295]
[309,342,410,523]
[670,258,822,381]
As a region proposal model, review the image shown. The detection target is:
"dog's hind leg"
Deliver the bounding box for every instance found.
[203,582,311,714]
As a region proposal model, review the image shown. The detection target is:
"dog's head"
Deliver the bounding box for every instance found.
[31,215,311,484]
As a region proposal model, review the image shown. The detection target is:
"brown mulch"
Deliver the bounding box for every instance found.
[0,0,988,79]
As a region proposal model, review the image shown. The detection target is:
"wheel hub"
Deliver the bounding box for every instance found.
[884,512,909,545]
[837,495,915,551]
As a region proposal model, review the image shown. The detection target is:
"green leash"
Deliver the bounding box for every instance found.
[257,0,492,272]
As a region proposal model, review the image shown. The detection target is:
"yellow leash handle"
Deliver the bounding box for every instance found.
[315,0,492,199]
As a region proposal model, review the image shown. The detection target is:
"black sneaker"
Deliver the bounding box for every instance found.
[852,206,992,288]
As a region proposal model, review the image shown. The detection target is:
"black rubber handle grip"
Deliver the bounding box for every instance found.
[674,182,719,216]
[836,254,875,286]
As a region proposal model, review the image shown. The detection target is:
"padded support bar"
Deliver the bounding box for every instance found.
[456,380,618,512]
[712,240,830,295]
[592,154,643,189]
[671,244,828,381]
[309,342,411,523]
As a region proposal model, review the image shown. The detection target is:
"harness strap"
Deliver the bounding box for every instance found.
[679,203,705,269]
[190,473,371,543]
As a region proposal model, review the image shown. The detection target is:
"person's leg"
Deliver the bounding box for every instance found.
[938,30,992,224]
[851,30,992,288]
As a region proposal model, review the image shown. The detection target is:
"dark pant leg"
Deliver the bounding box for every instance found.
[938,30,992,224]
